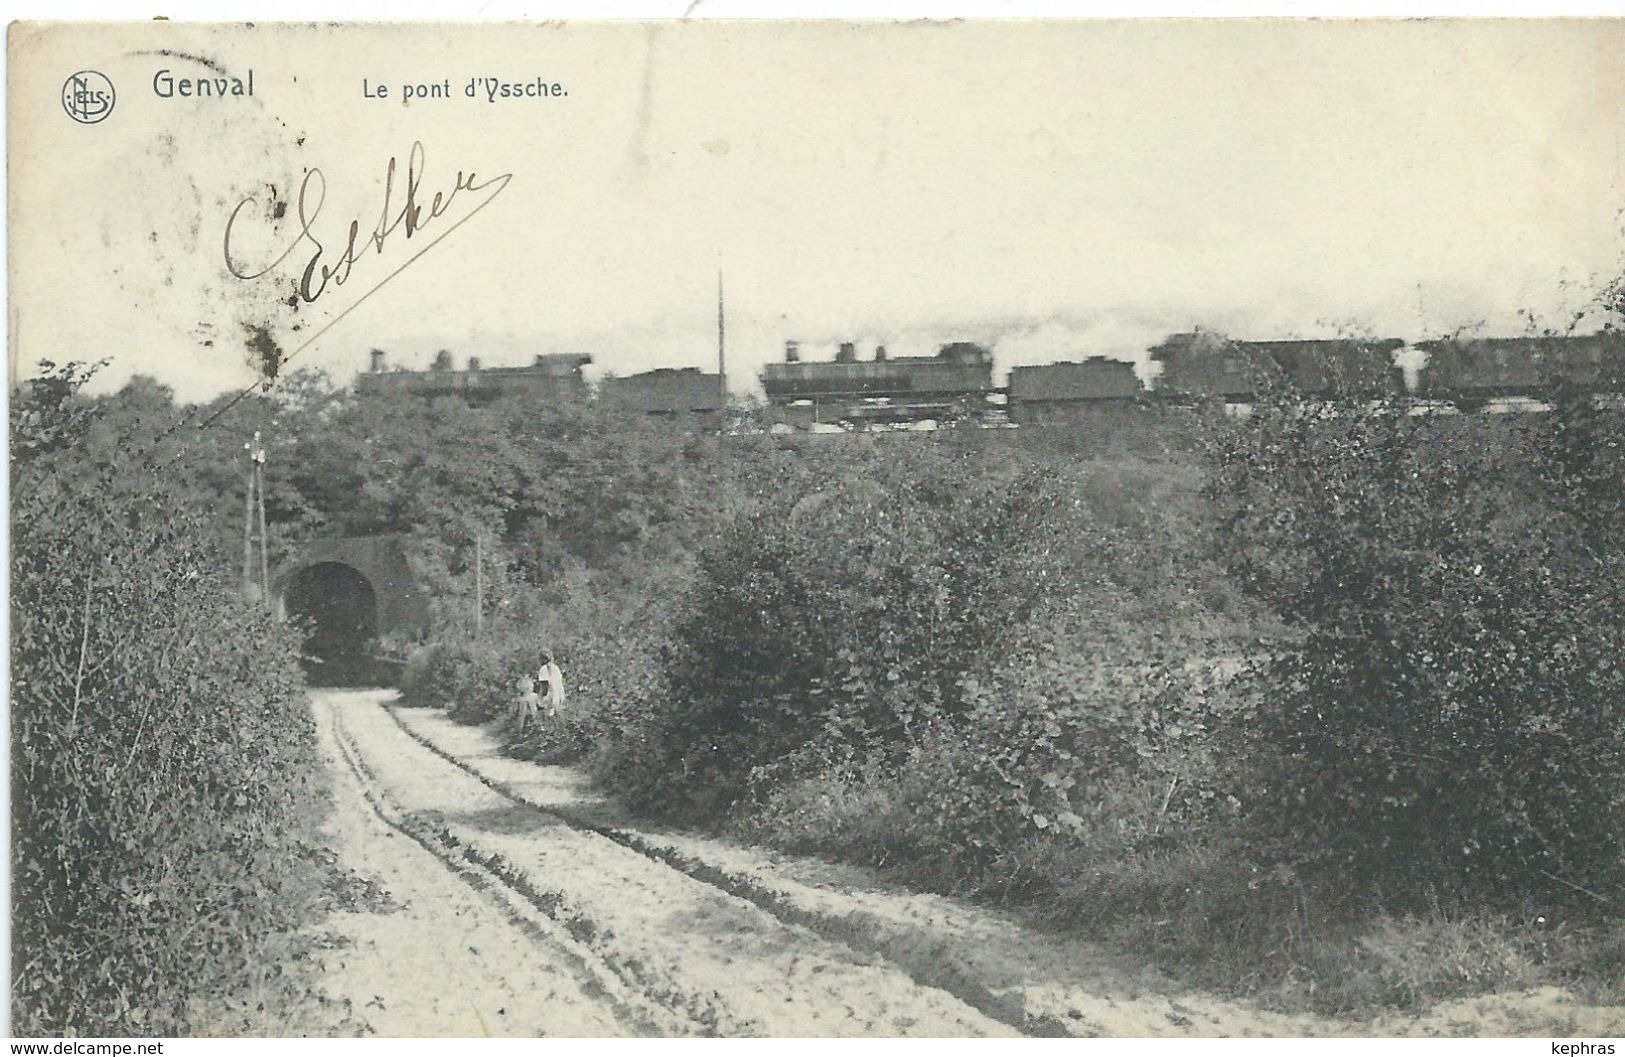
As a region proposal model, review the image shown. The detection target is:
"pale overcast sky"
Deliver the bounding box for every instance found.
[10,19,1625,400]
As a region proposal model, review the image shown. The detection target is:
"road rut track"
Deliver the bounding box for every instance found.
[323,702,710,1036]
[316,690,1015,1037]
[379,698,1073,1037]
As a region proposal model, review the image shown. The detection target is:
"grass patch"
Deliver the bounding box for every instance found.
[736,758,1623,1019]
[994,844,1621,1017]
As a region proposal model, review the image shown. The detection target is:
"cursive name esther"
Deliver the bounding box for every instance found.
[223,140,513,306]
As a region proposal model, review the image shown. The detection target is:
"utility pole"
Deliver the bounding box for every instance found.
[242,431,269,605]
[473,530,484,637]
[242,446,254,597]
[717,267,727,407]
[257,459,270,603]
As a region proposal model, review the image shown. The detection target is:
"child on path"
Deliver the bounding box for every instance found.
[514,671,541,733]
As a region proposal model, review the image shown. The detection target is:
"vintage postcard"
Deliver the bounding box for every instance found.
[8,18,1625,1041]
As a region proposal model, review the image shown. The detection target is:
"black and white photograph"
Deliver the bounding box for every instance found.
[7,14,1625,1042]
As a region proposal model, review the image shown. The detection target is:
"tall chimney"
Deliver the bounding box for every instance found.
[785,340,801,363]
[369,348,387,372]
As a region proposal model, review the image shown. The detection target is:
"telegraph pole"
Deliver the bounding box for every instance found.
[473,530,484,637]
[257,463,270,603]
[717,268,727,406]
[242,447,255,597]
[242,431,269,604]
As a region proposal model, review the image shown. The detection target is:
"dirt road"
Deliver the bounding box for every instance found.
[307,689,1625,1038]
[310,688,1014,1037]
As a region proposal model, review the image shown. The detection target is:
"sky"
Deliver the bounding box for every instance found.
[10,19,1625,401]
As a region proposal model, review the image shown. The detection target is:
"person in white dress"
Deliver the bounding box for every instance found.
[537,650,565,718]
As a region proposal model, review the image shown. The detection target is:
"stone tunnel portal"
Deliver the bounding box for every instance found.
[281,561,379,685]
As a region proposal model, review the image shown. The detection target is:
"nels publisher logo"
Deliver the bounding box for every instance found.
[61,70,115,124]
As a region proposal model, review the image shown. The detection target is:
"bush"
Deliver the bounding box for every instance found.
[398,642,459,708]
[915,647,1245,864]
[407,639,522,725]
[613,450,1074,817]
[551,608,672,773]
[1204,381,1625,901]
[11,367,325,1035]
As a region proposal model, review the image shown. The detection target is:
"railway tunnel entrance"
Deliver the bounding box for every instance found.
[271,534,431,686]
[282,562,379,684]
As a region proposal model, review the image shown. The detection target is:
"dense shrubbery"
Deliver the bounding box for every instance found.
[1205,380,1625,901]
[401,637,525,725]
[574,437,1275,884]
[11,367,325,1035]
[739,647,1239,879]
[600,449,1080,816]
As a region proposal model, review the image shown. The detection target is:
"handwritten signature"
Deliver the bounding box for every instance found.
[223,140,512,307]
